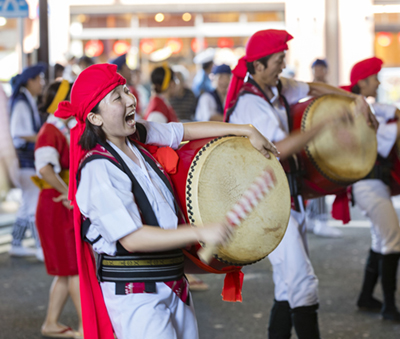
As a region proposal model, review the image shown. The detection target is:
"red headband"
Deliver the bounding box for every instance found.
[224,29,293,118]
[341,57,383,92]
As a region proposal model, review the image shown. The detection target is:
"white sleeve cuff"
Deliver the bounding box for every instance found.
[34,146,61,178]
[146,112,168,123]
[143,121,184,150]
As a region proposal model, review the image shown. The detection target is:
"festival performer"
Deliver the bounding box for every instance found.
[144,65,179,123]
[33,79,83,338]
[54,63,277,339]
[341,57,400,321]
[9,63,47,260]
[195,64,232,122]
[224,29,377,339]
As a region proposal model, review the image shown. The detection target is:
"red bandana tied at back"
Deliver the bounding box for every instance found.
[224,29,293,120]
[55,64,126,339]
[340,57,383,92]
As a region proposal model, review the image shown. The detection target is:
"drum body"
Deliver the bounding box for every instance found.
[290,94,377,199]
[170,136,291,266]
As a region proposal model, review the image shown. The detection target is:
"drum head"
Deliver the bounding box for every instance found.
[302,94,377,183]
[186,137,291,265]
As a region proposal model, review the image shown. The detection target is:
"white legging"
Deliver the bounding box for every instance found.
[269,208,319,308]
[11,168,40,247]
[353,179,400,255]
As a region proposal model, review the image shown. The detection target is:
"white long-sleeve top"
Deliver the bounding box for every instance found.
[228,76,310,143]
[76,121,184,256]
[372,102,398,158]
[10,87,41,148]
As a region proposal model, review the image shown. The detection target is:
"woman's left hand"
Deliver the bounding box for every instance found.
[354,95,379,131]
[247,125,279,159]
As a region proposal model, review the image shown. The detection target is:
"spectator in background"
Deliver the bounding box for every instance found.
[110,54,141,115]
[169,70,196,122]
[312,59,328,83]
[9,63,47,260]
[62,56,78,82]
[53,63,65,79]
[195,64,232,122]
[78,56,95,72]
[192,48,215,97]
[0,84,17,198]
[144,65,179,123]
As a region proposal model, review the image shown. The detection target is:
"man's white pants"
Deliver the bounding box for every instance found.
[268,209,319,309]
[353,179,400,255]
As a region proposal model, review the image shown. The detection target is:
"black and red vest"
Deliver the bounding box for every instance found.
[77,123,186,294]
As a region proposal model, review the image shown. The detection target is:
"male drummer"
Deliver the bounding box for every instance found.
[341,57,400,321]
[224,29,377,339]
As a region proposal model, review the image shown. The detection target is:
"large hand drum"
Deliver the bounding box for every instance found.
[170,136,291,266]
[291,94,377,198]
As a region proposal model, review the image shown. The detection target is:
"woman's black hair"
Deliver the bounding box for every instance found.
[246,55,272,75]
[351,84,360,94]
[151,66,175,94]
[78,102,107,150]
[39,81,72,113]
[202,61,213,71]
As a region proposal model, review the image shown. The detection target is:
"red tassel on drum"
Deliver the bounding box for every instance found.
[155,147,179,174]
[222,271,244,302]
[331,188,352,224]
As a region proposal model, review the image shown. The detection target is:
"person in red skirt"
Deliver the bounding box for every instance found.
[144,65,179,123]
[33,79,82,338]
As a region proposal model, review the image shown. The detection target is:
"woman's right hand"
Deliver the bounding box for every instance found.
[193,221,234,246]
[53,193,73,210]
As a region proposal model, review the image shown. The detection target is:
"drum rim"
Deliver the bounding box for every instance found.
[185,136,290,266]
[301,94,377,184]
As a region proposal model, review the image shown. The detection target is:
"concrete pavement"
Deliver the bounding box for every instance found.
[1,226,400,339]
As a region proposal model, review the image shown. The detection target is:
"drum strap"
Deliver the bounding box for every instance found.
[77,137,185,294]
[277,82,303,211]
[364,155,392,186]
[225,77,302,209]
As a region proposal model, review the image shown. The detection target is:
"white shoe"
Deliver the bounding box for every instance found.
[313,220,343,238]
[36,247,44,262]
[9,245,36,257]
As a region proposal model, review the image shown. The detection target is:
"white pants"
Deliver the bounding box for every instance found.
[101,282,198,339]
[353,179,400,254]
[306,197,328,221]
[11,168,40,247]
[268,209,319,308]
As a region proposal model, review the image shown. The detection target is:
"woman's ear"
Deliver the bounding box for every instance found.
[254,60,263,73]
[87,112,103,127]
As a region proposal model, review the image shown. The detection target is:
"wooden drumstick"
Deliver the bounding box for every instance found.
[197,168,277,264]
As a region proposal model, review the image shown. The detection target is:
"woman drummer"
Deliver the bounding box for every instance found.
[54,63,277,339]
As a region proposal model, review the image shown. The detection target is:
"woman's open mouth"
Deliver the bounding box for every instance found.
[125,110,136,126]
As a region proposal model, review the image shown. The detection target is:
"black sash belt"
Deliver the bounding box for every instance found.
[98,250,185,294]
[364,165,391,186]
